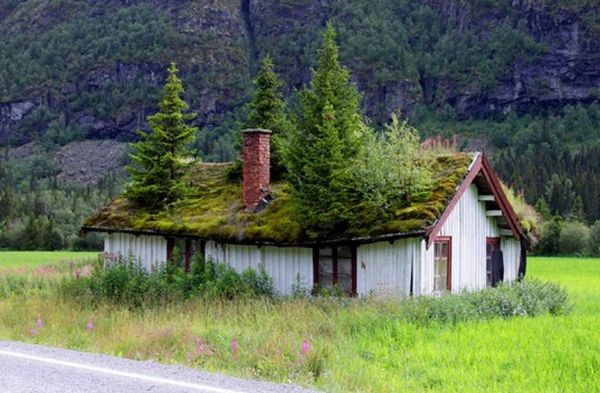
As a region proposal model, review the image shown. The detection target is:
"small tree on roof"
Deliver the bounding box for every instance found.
[126,62,198,210]
[247,55,290,179]
[283,21,368,236]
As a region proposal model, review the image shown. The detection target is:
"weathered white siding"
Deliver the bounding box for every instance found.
[104,233,167,270]
[356,238,420,297]
[501,237,521,281]
[205,241,313,296]
[421,184,519,293]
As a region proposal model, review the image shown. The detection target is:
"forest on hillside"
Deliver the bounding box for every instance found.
[0,0,599,250]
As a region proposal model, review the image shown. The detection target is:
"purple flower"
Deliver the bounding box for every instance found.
[29,328,37,337]
[86,319,94,331]
[230,339,239,356]
[301,340,311,356]
[35,318,43,328]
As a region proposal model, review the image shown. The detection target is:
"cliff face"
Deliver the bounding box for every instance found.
[0,0,598,147]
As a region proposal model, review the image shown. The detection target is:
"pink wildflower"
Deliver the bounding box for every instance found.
[35,318,43,328]
[29,328,37,337]
[230,339,239,357]
[195,338,214,357]
[86,319,94,331]
[301,340,311,356]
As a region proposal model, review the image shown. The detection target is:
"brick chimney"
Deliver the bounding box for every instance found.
[242,128,271,211]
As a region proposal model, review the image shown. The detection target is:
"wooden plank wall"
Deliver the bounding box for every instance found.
[205,241,313,296]
[104,233,167,270]
[356,238,420,297]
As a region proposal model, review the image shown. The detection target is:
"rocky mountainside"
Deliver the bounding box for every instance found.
[0,0,598,149]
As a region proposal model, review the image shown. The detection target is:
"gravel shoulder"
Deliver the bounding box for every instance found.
[0,340,318,393]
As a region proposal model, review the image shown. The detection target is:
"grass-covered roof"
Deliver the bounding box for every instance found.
[83,153,475,245]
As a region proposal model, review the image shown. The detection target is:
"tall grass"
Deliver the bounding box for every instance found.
[0,257,597,392]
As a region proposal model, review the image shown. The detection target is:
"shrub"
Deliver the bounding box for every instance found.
[590,220,600,256]
[58,256,275,308]
[400,279,570,325]
[559,221,591,255]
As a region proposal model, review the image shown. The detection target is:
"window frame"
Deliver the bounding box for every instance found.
[486,237,501,288]
[433,236,452,292]
[313,245,357,296]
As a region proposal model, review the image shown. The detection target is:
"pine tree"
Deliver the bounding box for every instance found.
[247,55,289,178]
[283,22,367,236]
[126,62,198,210]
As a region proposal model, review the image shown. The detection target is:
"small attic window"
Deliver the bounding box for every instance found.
[313,245,356,295]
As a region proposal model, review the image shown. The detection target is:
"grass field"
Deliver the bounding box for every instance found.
[0,255,598,392]
[0,251,98,271]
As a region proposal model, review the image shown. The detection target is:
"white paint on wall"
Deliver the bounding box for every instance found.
[205,241,313,296]
[104,233,167,270]
[502,237,521,281]
[356,238,420,297]
[422,184,520,294]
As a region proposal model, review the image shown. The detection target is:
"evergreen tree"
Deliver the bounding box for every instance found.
[126,62,198,210]
[247,55,289,178]
[283,22,367,236]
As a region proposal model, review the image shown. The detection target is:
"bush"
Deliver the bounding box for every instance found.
[559,221,591,255]
[400,279,570,325]
[58,256,275,308]
[590,220,600,256]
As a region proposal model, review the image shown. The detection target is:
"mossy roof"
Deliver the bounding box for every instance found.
[83,153,475,245]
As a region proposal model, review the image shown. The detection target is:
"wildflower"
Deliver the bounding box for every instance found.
[230,339,239,358]
[301,340,311,356]
[35,318,43,328]
[195,338,214,357]
[29,328,37,337]
[86,319,94,331]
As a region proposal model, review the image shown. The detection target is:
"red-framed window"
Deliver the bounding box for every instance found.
[313,245,357,296]
[433,237,452,292]
[486,237,501,287]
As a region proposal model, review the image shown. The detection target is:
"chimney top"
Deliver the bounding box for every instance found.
[242,128,271,134]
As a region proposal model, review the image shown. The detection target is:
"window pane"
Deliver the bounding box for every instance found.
[441,242,448,258]
[319,247,333,257]
[319,257,333,289]
[338,257,352,293]
[338,246,352,259]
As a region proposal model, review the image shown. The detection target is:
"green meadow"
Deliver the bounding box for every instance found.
[0,251,98,271]
[0,255,597,392]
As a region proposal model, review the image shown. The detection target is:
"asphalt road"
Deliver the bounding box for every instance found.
[0,341,318,393]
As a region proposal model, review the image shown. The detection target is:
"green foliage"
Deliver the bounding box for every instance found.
[283,22,370,237]
[126,62,198,210]
[399,279,570,325]
[59,255,275,309]
[590,221,600,256]
[559,221,591,256]
[0,149,120,250]
[246,55,291,178]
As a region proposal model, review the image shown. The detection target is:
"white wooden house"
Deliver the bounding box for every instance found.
[83,129,527,296]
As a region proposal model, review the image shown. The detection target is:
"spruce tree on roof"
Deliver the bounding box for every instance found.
[247,55,290,179]
[126,62,198,210]
[283,21,368,236]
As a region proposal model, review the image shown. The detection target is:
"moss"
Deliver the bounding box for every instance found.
[84,153,474,244]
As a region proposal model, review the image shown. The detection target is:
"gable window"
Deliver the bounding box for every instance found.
[314,245,356,295]
[433,237,451,292]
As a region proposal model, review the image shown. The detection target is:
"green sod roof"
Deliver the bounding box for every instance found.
[83,153,475,245]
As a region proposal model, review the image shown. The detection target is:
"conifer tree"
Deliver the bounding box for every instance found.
[283,22,367,236]
[126,62,197,210]
[247,55,289,178]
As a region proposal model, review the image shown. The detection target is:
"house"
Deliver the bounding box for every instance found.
[82,129,527,297]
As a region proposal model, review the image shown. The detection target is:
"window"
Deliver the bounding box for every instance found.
[433,237,451,292]
[314,245,356,295]
[486,237,500,287]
